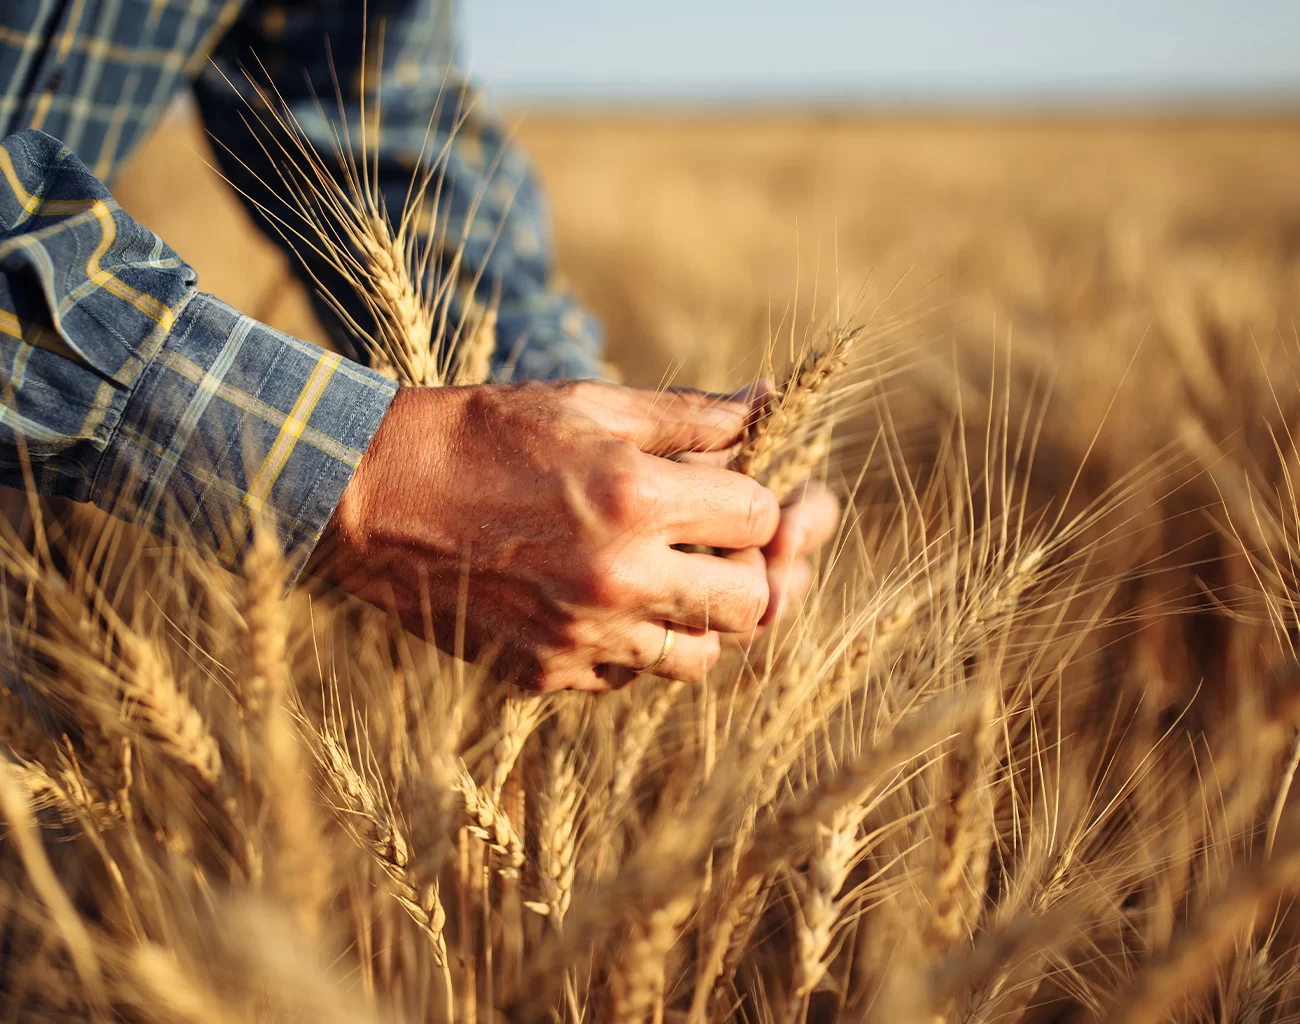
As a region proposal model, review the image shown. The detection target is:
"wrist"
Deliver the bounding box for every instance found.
[304,385,465,581]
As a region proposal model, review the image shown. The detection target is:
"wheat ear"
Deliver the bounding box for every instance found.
[357,211,441,385]
[742,695,973,880]
[455,759,526,877]
[720,869,769,984]
[526,744,580,930]
[111,630,223,789]
[1110,822,1300,1024]
[610,680,685,818]
[688,697,973,1024]
[313,730,450,968]
[731,327,859,482]
[764,421,835,505]
[787,810,860,1024]
[243,531,330,933]
[610,894,694,1024]
[0,683,115,826]
[487,695,546,802]
[927,689,998,952]
[454,296,498,386]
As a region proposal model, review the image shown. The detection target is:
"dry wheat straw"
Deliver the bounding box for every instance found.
[10,99,1300,1024]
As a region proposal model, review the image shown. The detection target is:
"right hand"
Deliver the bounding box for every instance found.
[306,380,781,691]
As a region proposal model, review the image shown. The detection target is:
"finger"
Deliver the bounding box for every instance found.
[501,652,606,694]
[762,555,814,626]
[570,381,764,456]
[724,546,767,571]
[653,458,781,549]
[539,668,607,693]
[598,622,721,686]
[765,482,842,560]
[649,549,770,634]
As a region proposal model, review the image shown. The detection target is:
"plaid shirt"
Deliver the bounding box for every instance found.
[0,0,603,576]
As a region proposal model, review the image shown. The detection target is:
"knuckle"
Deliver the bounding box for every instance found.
[558,378,591,397]
[593,441,652,530]
[535,655,597,693]
[558,378,610,411]
[510,379,553,406]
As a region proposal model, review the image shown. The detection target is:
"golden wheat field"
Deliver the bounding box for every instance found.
[4,107,1300,1024]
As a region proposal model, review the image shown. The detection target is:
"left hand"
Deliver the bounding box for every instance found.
[718,478,841,641]
[758,479,841,624]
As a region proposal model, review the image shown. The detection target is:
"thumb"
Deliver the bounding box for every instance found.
[579,382,769,456]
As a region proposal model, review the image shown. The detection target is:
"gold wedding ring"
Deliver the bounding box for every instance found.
[644,622,675,675]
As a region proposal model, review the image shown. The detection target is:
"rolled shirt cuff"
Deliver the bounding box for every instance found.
[90,291,398,581]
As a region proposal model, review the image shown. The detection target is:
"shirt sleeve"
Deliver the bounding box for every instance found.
[191,0,605,383]
[0,128,398,578]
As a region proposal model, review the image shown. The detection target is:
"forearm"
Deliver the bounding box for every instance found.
[0,128,396,576]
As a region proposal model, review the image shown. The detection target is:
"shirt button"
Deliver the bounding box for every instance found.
[47,69,64,92]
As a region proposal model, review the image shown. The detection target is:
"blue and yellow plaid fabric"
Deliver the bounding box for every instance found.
[0,0,603,575]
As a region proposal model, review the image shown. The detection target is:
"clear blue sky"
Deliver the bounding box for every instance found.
[463,0,1300,104]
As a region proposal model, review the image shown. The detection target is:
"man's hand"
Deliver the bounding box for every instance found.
[307,381,781,691]
[723,480,842,640]
[762,481,842,622]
